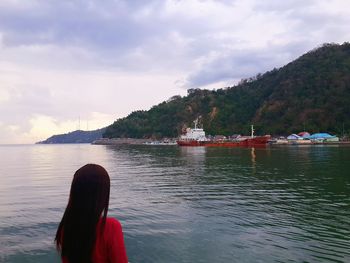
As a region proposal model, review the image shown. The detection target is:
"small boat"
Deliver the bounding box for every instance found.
[143,140,177,145]
[268,137,289,145]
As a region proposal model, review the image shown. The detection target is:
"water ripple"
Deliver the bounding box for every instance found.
[0,144,350,263]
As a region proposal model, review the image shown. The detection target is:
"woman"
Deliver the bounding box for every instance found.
[55,164,128,263]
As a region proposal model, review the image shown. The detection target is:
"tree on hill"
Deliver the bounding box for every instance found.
[103,42,350,139]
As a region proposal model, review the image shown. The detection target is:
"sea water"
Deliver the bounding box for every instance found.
[0,144,349,263]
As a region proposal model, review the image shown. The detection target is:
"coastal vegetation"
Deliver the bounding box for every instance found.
[104,43,350,138]
[37,128,106,144]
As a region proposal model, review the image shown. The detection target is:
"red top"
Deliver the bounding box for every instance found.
[62,217,128,263]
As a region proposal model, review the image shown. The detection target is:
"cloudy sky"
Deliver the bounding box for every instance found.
[0,0,349,143]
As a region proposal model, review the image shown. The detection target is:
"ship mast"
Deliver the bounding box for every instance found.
[251,125,254,138]
[193,118,198,129]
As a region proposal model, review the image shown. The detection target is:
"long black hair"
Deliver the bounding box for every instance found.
[55,164,110,263]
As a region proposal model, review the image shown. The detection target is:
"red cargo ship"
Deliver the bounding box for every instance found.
[177,122,270,147]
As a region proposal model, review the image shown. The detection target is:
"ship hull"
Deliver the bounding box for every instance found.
[176,140,208,146]
[177,136,270,147]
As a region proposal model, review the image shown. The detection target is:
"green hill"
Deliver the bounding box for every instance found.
[37,128,106,144]
[104,42,350,138]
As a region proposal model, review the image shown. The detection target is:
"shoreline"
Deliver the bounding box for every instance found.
[92,138,154,145]
[92,138,350,147]
[269,141,350,146]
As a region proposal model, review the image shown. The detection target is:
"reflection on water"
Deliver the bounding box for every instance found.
[0,144,349,263]
[251,147,256,175]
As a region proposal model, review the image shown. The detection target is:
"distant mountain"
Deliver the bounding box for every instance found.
[104,42,350,138]
[36,128,106,144]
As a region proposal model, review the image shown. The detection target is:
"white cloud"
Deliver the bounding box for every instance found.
[21,113,115,144]
[0,88,10,103]
[0,60,186,143]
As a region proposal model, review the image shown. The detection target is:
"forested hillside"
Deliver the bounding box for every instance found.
[37,128,106,144]
[104,43,350,138]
